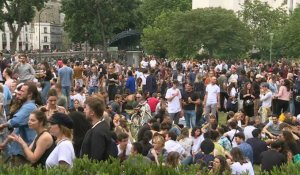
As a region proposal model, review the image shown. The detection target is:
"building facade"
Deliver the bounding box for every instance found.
[0,23,32,52]
[0,0,63,52]
[192,0,300,13]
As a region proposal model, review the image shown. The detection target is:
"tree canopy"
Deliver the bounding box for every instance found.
[138,0,191,27]
[0,0,47,53]
[278,6,300,57]
[142,8,251,59]
[238,0,288,58]
[61,0,141,53]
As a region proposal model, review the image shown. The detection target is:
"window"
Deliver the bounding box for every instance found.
[44,36,47,42]
[44,27,47,33]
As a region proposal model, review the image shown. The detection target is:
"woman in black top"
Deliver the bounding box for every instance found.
[40,61,53,104]
[8,110,55,167]
[240,82,255,118]
[107,65,118,101]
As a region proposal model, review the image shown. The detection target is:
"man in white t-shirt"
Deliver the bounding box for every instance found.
[165,80,182,125]
[117,132,132,160]
[203,76,220,120]
[149,57,157,68]
[140,58,149,68]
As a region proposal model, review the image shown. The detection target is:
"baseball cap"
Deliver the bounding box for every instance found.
[48,113,74,129]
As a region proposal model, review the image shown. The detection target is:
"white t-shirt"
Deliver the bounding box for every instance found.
[141,74,148,85]
[141,60,149,68]
[164,140,185,155]
[228,73,238,83]
[206,84,220,104]
[149,60,157,68]
[231,161,254,175]
[71,93,86,106]
[260,91,272,108]
[46,140,75,168]
[244,126,256,141]
[192,134,204,153]
[117,143,132,156]
[165,87,182,113]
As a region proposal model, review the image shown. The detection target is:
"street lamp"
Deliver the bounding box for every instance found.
[38,7,49,60]
[269,32,274,63]
[85,31,88,58]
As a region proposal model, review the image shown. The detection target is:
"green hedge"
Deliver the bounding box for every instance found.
[0,156,299,175]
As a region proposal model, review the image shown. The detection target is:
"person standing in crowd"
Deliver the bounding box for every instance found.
[69,111,91,158]
[145,69,157,96]
[259,83,273,123]
[253,74,263,117]
[81,96,115,161]
[12,54,35,83]
[58,59,73,109]
[46,112,75,168]
[73,61,84,88]
[165,80,182,125]
[108,64,118,101]
[87,65,100,95]
[274,79,291,116]
[240,82,255,118]
[0,52,11,84]
[39,89,67,119]
[0,82,41,165]
[3,68,14,92]
[7,110,55,167]
[182,83,200,128]
[125,70,136,94]
[217,69,228,112]
[203,76,220,121]
[40,61,53,105]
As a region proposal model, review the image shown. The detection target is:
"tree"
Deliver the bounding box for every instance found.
[0,0,47,53]
[239,0,288,58]
[278,6,300,57]
[61,0,141,55]
[142,8,251,58]
[142,11,181,58]
[138,0,191,27]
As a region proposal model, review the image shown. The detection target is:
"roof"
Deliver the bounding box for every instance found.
[109,30,141,46]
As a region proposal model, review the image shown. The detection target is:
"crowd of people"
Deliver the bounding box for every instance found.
[0,51,299,174]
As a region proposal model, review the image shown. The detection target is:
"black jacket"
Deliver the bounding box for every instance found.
[80,121,114,161]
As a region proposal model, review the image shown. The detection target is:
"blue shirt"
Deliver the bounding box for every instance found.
[58,66,73,87]
[125,76,136,94]
[7,100,37,156]
[238,142,254,164]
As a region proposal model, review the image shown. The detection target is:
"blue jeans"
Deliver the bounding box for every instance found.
[41,81,51,105]
[88,86,98,95]
[62,86,71,109]
[184,110,196,128]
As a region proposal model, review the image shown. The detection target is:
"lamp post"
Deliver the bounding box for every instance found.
[85,31,88,58]
[38,7,48,61]
[269,32,274,63]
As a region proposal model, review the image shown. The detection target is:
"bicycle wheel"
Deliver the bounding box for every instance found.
[130,113,141,140]
[140,112,152,126]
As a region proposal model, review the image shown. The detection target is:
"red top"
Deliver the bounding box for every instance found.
[147,97,159,113]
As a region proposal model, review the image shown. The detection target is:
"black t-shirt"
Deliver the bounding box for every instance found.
[108,73,118,86]
[44,70,53,81]
[260,149,286,172]
[182,90,199,110]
